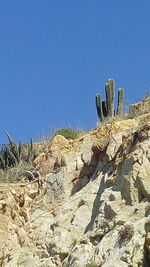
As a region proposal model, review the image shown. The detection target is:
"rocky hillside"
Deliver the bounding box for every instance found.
[1,107,150,266]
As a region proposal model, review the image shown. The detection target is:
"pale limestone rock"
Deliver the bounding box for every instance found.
[62,243,94,267]
[1,115,150,266]
[137,156,150,198]
[46,170,64,192]
[76,154,84,170]
[51,134,70,147]
[106,133,123,160]
[27,187,39,199]
[61,151,78,172]
[34,152,46,166]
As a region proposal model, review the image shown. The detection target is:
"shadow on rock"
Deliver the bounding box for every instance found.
[71,153,99,195]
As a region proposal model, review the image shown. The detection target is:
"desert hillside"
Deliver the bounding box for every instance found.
[1,98,150,267]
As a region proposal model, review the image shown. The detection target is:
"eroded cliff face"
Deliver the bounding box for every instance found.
[1,114,150,267]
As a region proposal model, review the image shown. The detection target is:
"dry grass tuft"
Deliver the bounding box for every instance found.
[0,142,46,183]
[52,127,84,140]
[128,95,150,119]
[0,161,34,183]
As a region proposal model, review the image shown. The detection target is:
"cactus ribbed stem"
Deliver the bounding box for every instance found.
[96,94,104,122]
[95,79,124,122]
[117,88,124,115]
[102,100,107,117]
[107,79,115,117]
[105,82,112,116]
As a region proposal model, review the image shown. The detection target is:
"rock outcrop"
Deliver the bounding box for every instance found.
[1,113,150,266]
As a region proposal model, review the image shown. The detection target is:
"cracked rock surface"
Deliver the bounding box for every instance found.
[1,113,150,266]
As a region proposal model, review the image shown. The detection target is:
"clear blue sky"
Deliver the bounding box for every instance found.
[0,0,150,143]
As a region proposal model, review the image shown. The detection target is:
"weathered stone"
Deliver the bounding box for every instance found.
[106,133,123,160]
[76,155,84,170]
[1,112,150,266]
[61,152,77,172]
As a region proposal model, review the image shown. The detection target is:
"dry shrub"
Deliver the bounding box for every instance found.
[0,161,34,183]
[0,142,45,183]
[95,114,127,128]
[52,127,83,140]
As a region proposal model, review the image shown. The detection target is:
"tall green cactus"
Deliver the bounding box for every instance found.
[5,132,20,163]
[105,79,115,117]
[108,79,115,116]
[95,79,124,122]
[96,94,104,122]
[27,137,34,162]
[117,88,124,115]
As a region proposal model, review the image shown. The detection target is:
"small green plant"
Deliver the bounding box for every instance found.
[53,127,81,140]
[96,79,124,122]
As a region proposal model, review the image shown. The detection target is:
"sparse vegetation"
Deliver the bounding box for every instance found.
[0,133,35,170]
[1,84,150,184]
[95,113,127,128]
[0,161,34,183]
[52,127,82,140]
[0,127,84,183]
[0,133,45,183]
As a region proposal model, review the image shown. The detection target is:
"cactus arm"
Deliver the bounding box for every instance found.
[18,140,22,160]
[107,79,115,117]
[5,132,15,150]
[105,82,112,116]
[96,94,104,122]
[102,100,107,117]
[117,88,124,115]
[4,146,9,169]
